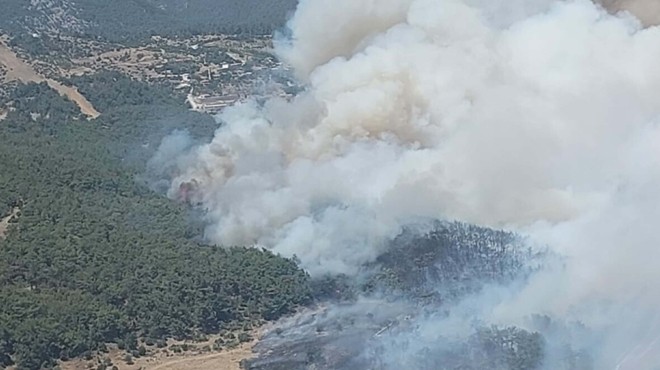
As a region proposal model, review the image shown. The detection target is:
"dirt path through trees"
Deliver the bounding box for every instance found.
[0,41,100,118]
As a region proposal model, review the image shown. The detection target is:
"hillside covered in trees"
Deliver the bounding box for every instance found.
[0,78,312,369]
[245,224,593,370]
[0,63,594,370]
[0,0,298,44]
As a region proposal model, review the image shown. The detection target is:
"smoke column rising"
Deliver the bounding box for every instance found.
[161,0,660,367]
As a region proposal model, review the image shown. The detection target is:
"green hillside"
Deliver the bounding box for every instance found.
[0,78,311,370]
[0,0,298,43]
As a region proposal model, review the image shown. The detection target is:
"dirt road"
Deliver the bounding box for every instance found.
[147,344,253,370]
[59,339,255,370]
[0,41,100,118]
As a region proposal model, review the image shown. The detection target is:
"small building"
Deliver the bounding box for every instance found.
[187,90,242,114]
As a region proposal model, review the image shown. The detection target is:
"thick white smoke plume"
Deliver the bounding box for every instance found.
[163,0,660,367]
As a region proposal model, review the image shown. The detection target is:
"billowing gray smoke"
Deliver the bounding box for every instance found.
[157,0,660,368]
[598,0,660,26]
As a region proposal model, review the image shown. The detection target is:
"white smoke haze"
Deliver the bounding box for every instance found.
[160,0,660,367]
[145,130,199,194]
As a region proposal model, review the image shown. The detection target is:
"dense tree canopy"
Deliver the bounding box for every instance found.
[0,0,298,45]
[0,80,311,369]
[65,71,183,111]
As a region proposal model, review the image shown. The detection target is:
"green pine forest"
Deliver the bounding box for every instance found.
[0,0,298,45]
[0,77,312,369]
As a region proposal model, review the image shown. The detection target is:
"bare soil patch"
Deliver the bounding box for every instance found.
[60,335,256,370]
[0,41,100,118]
[0,207,19,240]
[46,79,100,118]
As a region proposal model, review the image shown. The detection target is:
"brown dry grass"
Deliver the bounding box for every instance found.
[59,335,256,370]
[146,343,253,370]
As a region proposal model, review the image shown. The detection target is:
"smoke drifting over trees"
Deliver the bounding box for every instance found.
[155,0,660,368]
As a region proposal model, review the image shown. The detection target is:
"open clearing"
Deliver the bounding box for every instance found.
[59,337,255,370]
[146,344,253,370]
[0,207,19,240]
[0,41,100,118]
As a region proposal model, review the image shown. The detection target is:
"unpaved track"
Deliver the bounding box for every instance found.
[0,41,100,118]
[147,344,253,370]
[59,340,255,370]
